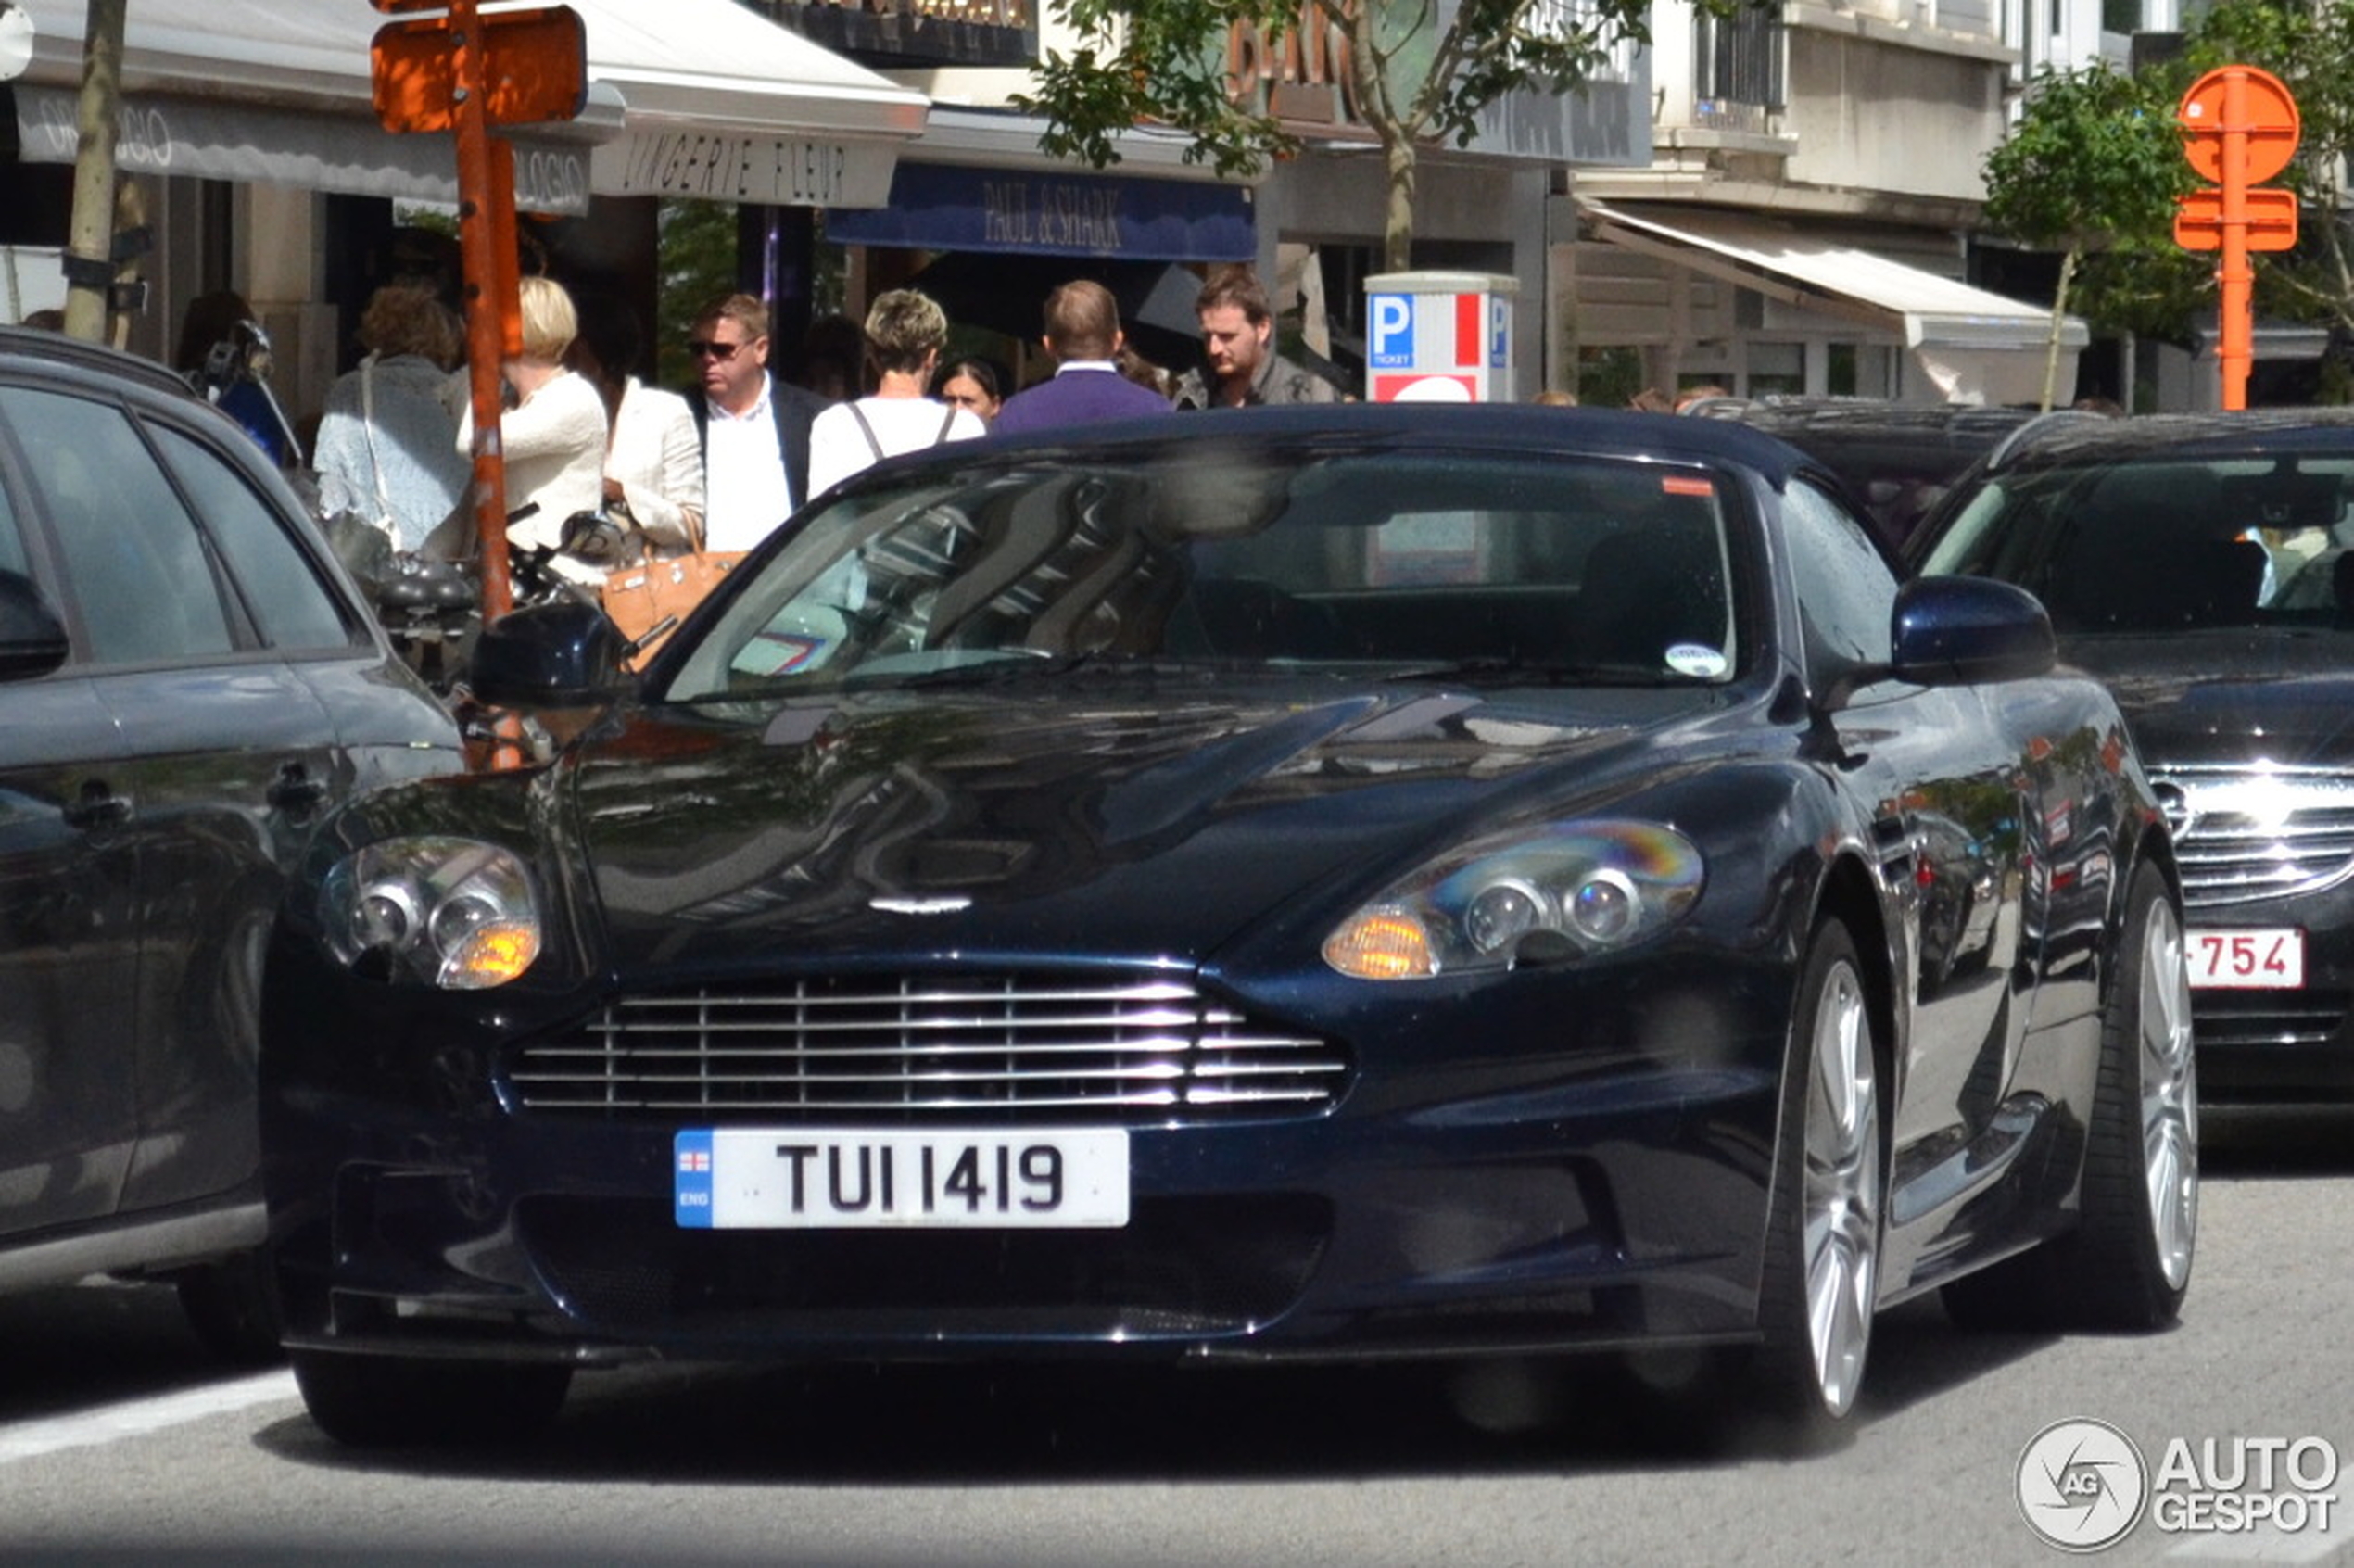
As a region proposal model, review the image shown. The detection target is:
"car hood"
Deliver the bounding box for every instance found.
[558,682,1705,968]
[2063,631,2354,767]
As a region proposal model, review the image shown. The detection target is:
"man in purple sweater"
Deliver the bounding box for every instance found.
[991,280,1176,435]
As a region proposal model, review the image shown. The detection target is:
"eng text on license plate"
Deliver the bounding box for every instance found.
[2186,927,2304,989]
[673,1129,1129,1229]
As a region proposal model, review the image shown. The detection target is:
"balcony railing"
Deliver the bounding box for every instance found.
[1693,2,1785,129]
[753,0,1036,69]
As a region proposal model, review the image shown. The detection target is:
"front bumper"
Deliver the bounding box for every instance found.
[2184,886,2354,1103]
[264,960,1792,1369]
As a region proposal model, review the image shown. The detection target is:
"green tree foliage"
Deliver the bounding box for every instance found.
[1984,2,2354,402]
[1016,0,1661,272]
[1980,62,2196,409]
[655,200,741,389]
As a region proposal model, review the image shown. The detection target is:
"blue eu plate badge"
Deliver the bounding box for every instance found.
[675,1131,715,1227]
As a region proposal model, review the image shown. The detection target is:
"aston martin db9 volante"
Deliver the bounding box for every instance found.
[259,404,2196,1448]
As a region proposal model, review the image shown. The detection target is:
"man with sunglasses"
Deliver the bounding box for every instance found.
[683,292,832,552]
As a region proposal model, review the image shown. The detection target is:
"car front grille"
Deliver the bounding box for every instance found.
[505,973,1349,1125]
[2191,990,2349,1052]
[2152,764,2354,909]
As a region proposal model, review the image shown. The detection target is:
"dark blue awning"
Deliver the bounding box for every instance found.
[825,161,1254,261]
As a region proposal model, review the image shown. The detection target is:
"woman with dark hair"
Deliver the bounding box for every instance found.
[932,355,1006,424]
[175,289,296,464]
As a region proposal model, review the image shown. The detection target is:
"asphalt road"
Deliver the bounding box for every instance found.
[1,1111,2348,1568]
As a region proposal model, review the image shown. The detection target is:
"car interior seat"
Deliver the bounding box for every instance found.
[1566,518,1729,671]
[2050,466,2255,630]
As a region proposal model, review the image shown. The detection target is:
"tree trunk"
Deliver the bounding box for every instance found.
[1380,125,1416,273]
[63,0,127,345]
[2042,247,2080,414]
[1343,1,1418,272]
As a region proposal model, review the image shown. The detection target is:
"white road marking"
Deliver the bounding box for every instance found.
[0,1370,297,1464]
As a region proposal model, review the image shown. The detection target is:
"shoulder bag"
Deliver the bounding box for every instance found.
[599,415,741,667]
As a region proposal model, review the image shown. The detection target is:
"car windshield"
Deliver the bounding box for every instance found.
[1917,451,2354,634]
[661,445,1742,702]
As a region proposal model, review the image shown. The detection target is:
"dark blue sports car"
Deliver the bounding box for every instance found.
[259,404,2196,1447]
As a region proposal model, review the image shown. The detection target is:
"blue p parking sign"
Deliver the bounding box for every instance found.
[1369,293,1413,369]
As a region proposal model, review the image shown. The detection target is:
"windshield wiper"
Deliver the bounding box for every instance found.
[1375,657,1685,687]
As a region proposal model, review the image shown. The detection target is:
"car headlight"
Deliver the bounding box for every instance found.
[319,837,543,990]
[1323,821,1703,980]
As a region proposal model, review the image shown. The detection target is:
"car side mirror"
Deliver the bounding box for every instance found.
[465,596,629,710]
[0,568,69,679]
[1891,575,2056,687]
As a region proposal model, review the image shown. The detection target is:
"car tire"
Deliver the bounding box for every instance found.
[1751,917,1882,1435]
[291,1349,573,1448]
[1943,857,2196,1333]
[175,1252,285,1366]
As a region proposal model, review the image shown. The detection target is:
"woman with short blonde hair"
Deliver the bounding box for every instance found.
[805,288,986,499]
[515,274,580,362]
[455,274,607,578]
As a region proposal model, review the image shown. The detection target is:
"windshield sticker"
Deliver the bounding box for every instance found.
[1665,643,1728,677]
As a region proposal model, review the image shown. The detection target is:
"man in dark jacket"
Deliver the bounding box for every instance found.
[1170,264,1341,410]
[992,280,1176,435]
[683,292,832,552]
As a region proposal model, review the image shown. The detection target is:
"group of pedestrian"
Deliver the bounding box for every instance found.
[288,258,1338,634]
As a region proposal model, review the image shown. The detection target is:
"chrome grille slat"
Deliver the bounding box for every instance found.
[507,974,1348,1124]
[2151,765,2354,908]
[2192,991,2349,1050]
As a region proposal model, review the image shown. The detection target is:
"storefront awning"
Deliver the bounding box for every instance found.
[6,0,924,215]
[1580,199,2086,406]
[576,1,925,208]
[825,160,1256,262]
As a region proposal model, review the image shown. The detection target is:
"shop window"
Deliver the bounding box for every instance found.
[1576,347,1648,411]
[1827,344,1899,398]
[1746,341,1804,398]
[1829,343,1857,397]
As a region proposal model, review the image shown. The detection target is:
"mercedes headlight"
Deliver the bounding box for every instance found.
[1323,821,1704,980]
[319,837,543,989]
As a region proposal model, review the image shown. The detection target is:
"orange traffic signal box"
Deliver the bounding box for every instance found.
[2173,186,2299,252]
[372,7,588,134]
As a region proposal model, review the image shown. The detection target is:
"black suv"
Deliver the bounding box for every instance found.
[1686,397,2081,549]
[1910,410,2354,1106]
[0,326,461,1356]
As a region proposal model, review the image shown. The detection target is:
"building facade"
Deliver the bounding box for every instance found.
[1564,0,2092,406]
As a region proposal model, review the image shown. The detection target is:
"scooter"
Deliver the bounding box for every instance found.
[369,506,669,695]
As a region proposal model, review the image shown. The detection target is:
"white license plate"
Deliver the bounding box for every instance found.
[673,1129,1130,1229]
[2186,927,2305,989]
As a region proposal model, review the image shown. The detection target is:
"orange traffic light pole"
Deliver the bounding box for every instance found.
[372,0,588,619]
[2216,69,2259,411]
[445,0,520,617]
[2176,66,2300,411]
